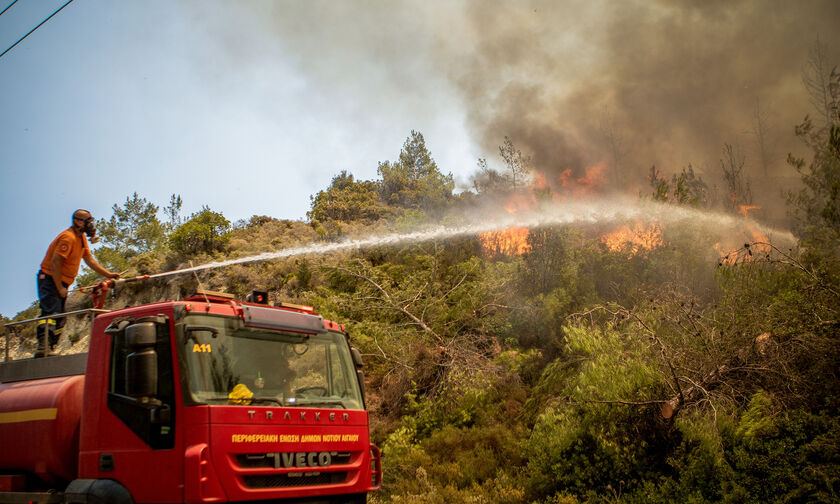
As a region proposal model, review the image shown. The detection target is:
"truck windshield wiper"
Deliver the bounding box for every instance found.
[292,399,347,409]
[249,396,283,405]
[205,395,283,406]
[205,395,344,408]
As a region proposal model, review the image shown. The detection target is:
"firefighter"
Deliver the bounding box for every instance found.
[35,209,120,358]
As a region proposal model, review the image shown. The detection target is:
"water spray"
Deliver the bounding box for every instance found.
[71,198,797,308]
[56,200,791,322]
[142,197,796,282]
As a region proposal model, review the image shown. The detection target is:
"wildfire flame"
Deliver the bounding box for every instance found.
[715,206,770,264]
[558,162,607,198]
[479,227,531,257]
[503,192,538,214]
[478,162,611,256]
[738,205,760,218]
[601,221,664,256]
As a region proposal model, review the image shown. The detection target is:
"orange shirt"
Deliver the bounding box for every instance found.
[40,229,90,285]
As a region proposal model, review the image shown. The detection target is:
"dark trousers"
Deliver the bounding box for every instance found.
[36,270,68,356]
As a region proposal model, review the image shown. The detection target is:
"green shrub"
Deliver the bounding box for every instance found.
[169,207,230,256]
[724,408,840,503]
[522,324,669,500]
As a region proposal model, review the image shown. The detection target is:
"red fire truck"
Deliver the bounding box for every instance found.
[0,290,381,503]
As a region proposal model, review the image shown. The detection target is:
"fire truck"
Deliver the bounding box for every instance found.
[0,290,381,503]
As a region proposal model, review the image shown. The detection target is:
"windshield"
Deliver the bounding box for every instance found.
[179,313,363,410]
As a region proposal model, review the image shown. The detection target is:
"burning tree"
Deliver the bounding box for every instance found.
[499,136,531,192]
[648,165,710,207]
[720,143,753,212]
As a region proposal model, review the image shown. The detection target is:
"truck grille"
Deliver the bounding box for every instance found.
[236,452,353,468]
[242,472,348,488]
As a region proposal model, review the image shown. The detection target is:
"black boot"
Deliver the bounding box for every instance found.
[34,327,48,358]
[48,331,60,356]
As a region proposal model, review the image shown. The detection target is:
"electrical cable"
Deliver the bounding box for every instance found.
[0,0,74,60]
[0,0,19,18]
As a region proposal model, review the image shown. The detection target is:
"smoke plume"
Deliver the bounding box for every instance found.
[210,0,840,202]
[448,0,840,192]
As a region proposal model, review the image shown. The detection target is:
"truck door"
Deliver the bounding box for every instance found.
[84,315,183,502]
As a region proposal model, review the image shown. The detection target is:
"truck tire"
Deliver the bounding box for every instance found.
[64,479,134,504]
[335,493,366,504]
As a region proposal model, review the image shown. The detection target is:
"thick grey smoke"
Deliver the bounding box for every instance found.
[204,0,840,202]
[448,0,840,193]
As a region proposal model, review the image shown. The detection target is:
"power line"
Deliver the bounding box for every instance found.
[0,0,74,60]
[0,0,20,18]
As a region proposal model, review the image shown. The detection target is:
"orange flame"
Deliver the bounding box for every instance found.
[601,222,664,256]
[558,162,606,198]
[713,242,736,265]
[480,161,607,257]
[503,192,538,214]
[479,227,531,257]
[534,172,549,192]
[715,206,770,264]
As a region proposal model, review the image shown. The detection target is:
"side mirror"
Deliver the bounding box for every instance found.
[356,369,366,403]
[125,322,158,399]
[350,347,364,368]
[350,346,366,402]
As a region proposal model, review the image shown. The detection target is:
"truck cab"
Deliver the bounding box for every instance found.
[0,291,381,504]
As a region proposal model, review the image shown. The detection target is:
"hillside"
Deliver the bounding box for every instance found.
[4,127,839,503]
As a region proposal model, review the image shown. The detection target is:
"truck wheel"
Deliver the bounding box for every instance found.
[64,478,134,504]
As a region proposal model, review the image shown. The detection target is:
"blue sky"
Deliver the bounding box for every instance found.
[0,1,477,317]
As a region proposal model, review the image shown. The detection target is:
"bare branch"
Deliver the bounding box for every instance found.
[565,398,668,407]
[332,264,445,344]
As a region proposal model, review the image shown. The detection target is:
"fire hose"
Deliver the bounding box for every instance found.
[77,274,150,309]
